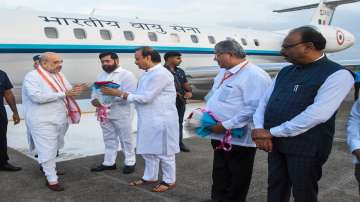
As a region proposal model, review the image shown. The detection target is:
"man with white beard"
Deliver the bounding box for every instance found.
[101,46,179,193]
[22,52,86,191]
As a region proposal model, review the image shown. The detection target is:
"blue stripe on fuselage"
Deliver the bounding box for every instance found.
[0,44,281,56]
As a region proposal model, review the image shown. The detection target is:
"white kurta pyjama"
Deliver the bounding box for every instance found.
[22,67,71,182]
[92,67,137,166]
[127,64,179,183]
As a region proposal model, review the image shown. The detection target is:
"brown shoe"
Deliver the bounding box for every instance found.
[46,182,64,192]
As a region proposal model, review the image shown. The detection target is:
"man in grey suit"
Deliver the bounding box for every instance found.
[252,26,354,202]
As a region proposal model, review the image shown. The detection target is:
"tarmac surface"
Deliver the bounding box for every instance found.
[0,91,359,202]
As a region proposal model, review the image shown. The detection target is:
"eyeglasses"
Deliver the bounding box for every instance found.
[281,41,306,49]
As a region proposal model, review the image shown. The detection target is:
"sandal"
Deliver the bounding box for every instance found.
[129,178,158,186]
[152,181,176,192]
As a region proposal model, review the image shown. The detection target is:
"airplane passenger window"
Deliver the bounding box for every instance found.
[100,29,112,40]
[254,39,260,46]
[74,28,86,40]
[124,31,135,41]
[208,36,216,44]
[241,38,248,46]
[190,35,199,43]
[170,33,180,43]
[148,32,158,42]
[44,27,58,39]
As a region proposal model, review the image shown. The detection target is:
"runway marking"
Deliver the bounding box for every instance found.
[334,137,346,143]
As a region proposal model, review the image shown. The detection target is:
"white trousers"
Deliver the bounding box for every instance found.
[100,119,136,166]
[142,154,176,184]
[31,122,68,183]
[41,159,57,183]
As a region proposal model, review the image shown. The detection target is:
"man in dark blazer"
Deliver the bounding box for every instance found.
[252,26,354,202]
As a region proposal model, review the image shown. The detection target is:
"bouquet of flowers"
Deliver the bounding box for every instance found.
[93,81,120,122]
[93,81,120,105]
[185,108,245,151]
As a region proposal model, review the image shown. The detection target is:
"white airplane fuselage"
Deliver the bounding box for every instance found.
[0,8,355,88]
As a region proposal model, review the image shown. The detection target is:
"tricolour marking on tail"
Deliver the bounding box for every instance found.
[273,0,360,25]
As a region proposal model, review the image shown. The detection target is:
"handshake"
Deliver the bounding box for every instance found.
[251,129,273,152]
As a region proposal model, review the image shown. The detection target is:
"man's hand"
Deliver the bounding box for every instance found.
[255,139,273,152]
[73,83,88,92]
[65,89,82,97]
[184,92,192,99]
[12,113,20,125]
[91,99,101,107]
[252,128,273,152]
[100,87,123,97]
[353,149,360,162]
[252,128,272,140]
[210,122,227,134]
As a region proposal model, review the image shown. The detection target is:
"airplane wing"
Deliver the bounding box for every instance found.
[186,59,360,98]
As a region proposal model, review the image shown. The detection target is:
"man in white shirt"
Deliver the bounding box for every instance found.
[252,26,354,202]
[22,52,86,191]
[101,47,179,193]
[347,99,360,195]
[205,39,271,201]
[90,52,137,174]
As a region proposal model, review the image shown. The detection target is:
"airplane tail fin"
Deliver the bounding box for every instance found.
[273,0,360,25]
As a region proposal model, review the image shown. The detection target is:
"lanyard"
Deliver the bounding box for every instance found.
[217,61,248,88]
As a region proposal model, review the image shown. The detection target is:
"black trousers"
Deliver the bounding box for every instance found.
[176,97,186,146]
[211,140,256,202]
[267,149,328,202]
[0,107,9,166]
[355,164,360,195]
[354,83,360,101]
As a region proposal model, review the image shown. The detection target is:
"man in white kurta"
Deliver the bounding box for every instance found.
[22,52,85,191]
[205,40,271,201]
[90,52,137,174]
[101,47,179,192]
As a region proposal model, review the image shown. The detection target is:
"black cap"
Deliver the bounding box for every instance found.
[33,55,41,62]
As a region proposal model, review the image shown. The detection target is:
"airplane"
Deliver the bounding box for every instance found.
[0,0,358,100]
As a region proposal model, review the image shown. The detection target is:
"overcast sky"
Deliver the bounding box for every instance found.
[1,0,359,59]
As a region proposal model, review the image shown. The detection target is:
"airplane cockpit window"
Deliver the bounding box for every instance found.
[190,35,199,43]
[100,29,112,40]
[44,27,58,39]
[148,32,158,42]
[74,28,86,40]
[254,39,260,46]
[124,31,135,41]
[241,38,248,46]
[208,36,216,44]
[170,33,180,43]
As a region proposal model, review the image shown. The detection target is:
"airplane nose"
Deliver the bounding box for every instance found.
[345,31,356,47]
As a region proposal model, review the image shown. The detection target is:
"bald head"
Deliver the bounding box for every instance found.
[40,52,63,73]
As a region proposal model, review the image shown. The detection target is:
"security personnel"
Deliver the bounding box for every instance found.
[164,52,192,152]
[0,69,21,171]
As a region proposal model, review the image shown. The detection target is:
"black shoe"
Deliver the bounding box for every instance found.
[0,163,22,172]
[123,164,136,174]
[180,144,190,152]
[90,164,116,172]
